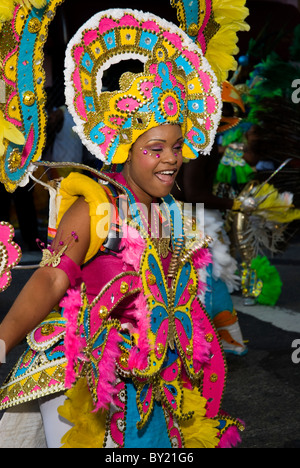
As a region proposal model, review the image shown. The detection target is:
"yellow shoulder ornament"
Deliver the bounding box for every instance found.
[57,172,111,263]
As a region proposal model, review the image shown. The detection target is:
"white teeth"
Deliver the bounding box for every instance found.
[158,171,175,175]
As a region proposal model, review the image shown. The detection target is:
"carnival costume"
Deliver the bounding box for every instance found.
[0,1,250,448]
[200,81,247,355]
[216,37,300,306]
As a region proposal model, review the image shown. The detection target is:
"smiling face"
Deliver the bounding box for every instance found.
[122,124,183,207]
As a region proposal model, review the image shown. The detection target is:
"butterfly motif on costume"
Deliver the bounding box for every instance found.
[76,287,122,407]
[132,237,212,428]
[40,245,68,268]
[133,348,193,430]
[136,238,207,379]
[71,273,140,410]
[64,237,225,423]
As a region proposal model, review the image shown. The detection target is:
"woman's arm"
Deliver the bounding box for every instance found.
[0,196,90,357]
[0,267,69,355]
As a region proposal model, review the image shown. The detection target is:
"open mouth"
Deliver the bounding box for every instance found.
[154,170,177,185]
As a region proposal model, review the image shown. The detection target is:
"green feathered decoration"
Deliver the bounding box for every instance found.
[250,256,282,306]
[215,144,254,185]
[215,161,254,185]
[245,51,300,121]
[220,121,250,146]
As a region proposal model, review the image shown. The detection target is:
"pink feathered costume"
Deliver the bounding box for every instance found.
[0,172,244,448]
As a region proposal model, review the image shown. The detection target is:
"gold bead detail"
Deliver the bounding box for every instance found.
[156,343,164,354]
[188,23,199,37]
[28,18,41,34]
[120,281,129,294]
[23,349,34,362]
[188,284,197,295]
[205,333,214,343]
[8,149,22,172]
[119,352,129,367]
[23,91,36,106]
[210,373,218,383]
[186,345,193,356]
[40,324,55,336]
[99,306,108,319]
[147,274,156,285]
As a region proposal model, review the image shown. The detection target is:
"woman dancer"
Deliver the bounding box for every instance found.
[0,9,244,448]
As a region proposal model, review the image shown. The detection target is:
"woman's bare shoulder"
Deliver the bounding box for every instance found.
[52,196,91,265]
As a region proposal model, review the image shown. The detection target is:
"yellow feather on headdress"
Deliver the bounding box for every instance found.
[206,0,250,84]
[0,0,15,32]
[18,0,47,9]
[0,109,25,156]
[0,0,47,32]
[172,0,250,85]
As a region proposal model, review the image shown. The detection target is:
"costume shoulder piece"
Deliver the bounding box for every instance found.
[0,0,64,192]
[50,170,126,264]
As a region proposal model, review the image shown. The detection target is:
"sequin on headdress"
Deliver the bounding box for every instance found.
[64,9,222,165]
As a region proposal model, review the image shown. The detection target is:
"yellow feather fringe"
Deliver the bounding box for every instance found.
[180,386,220,448]
[0,0,15,31]
[19,0,47,9]
[58,378,107,449]
[58,379,221,448]
[0,0,47,30]
[253,183,300,224]
[206,0,250,84]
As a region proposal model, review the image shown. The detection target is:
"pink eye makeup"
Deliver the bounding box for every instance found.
[149,145,164,153]
[140,146,162,157]
[139,138,183,159]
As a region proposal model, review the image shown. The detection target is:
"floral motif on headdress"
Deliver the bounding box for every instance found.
[149,62,186,125]
[65,9,222,165]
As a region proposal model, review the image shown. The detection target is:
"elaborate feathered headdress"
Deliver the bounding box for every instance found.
[64,9,222,165]
[0,0,249,191]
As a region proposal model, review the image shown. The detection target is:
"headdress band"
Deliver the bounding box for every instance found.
[65,9,222,165]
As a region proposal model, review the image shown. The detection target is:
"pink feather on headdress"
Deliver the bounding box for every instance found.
[193,247,212,270]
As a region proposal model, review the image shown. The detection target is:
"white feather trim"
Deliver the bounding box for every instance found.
[203,209,240,292]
